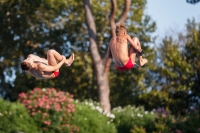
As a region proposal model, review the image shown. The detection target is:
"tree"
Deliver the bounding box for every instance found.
[0,0,85,100]
[83,0,111,113]
[137,36,193,114]
[0,0,156,112]
[183,19,200,113]
[186,0,200,4]
[83,0,156,112]
[137,18,200,115]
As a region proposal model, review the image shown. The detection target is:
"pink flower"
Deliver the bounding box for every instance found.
[18,87,77,130]
[37,98,41,101]
[31,112,35,116]
[38,101,44,107]
[30,90,34,94]
[22,100,30,106]
[55,108,60,111]
[162,114,166,118]
[176,129,182,133]
[18,92,27,99]
[43,113,48,116]
[45,105,50,109]
[44,121,51,126]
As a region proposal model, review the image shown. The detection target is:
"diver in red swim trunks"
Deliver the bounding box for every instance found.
[20,49,74,79]
[106,23,148,71]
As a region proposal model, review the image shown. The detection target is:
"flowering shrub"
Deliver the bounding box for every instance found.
[113,106,200,133]
[112,105,156,133]
[168,112,200,133]
[71,100,117,133]
[0,98,38,133]
[130,125,146,133]
[18,87,79,133]
[151,108,200,133]
[152,107,174,133]
[16,87,200,133]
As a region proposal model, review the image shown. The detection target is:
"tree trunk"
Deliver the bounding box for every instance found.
[83,0,131,113]
[83,0,111,113]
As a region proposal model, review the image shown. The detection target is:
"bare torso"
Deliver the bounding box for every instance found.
[28,61,55,79]
[109,35,130,67]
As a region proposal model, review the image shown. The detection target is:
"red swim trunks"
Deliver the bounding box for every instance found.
[116,58,134,71]
[53,71,59,78]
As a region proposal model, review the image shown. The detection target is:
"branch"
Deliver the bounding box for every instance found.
[118,0,131,24]
[103,0,117,73]
[83,0,100,63]
[109,0,117,37]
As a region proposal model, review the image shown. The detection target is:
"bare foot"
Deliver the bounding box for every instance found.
[139,58,148,67]
[65,53,74,67]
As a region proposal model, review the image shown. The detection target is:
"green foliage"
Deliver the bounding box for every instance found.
[71,100,117,133]
[0,0,156,109]
[1,96,200,133]
[0,98,38,133]
[169,112,200,133]
[0,0,87,101]
[183,19,200,111]
[136,90,170,110]
[152,108,174,133]
[138,19,200,115]
[130,125,146,133]
[112,105,156,133]
[153,37,192,93]
[18,87,79,133]
[112,105,199,133]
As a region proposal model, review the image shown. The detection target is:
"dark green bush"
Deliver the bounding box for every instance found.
[169,112,200,133]
[0,98,38,133]
[112,105,156,133]
[71,100,117,133]
[112,106,200,133]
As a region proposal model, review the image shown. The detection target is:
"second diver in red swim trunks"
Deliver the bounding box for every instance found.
[116,58,134,71]
[106,23,148,71]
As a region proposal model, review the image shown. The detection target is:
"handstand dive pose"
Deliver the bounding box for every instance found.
[106,23,148,71]
[20,49,74,79]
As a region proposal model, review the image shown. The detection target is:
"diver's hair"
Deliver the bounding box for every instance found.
[115,23,126,35]
[21,62,31,71]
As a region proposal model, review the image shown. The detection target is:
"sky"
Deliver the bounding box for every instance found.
[146,0,200,42]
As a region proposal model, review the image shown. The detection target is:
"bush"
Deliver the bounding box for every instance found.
[152,108,174,133]
[112,106,200,133]
[16,87,200,133]
[169,112,200,133]
[18,87,79,133]
[0,98,38,133]
[112,105,156,133]
[71,100,117,133]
